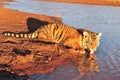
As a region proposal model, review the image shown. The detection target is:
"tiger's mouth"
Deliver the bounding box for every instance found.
[90,49,94,53]
[85,48,95,54]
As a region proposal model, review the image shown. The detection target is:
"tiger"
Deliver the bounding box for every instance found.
[2,23,102,54]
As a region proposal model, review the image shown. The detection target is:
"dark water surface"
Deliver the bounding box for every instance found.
[1,0,120,80]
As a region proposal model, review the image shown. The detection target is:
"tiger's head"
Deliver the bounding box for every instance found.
[78,29,102,53]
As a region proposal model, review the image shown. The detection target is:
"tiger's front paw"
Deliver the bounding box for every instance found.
[90,52,95,59]
[79,50,86,54]
[75,48,86,54]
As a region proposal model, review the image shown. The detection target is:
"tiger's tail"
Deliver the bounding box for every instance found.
[2,32,38,38]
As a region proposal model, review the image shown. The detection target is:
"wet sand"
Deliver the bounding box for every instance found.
[0,7,62,32]
[44,0,120,6]
[0,7,98,79]
[0,7,63,78]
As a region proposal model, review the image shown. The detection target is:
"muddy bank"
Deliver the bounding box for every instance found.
[43,0,120,6]
[0,8,98,79]
[0,7,63,78]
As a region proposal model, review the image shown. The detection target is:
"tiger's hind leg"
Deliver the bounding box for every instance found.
[38,37,57,44]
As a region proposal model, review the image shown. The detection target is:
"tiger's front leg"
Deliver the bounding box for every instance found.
[63,38,86,54]
[73,43,86,54]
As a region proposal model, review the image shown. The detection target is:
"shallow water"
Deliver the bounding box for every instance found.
[1,0,120,80]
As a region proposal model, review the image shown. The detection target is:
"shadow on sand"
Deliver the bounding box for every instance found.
[26,17,50,33]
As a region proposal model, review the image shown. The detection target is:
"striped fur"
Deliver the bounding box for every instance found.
[2,23,102,54]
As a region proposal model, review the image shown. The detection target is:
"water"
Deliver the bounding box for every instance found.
[1,0,120,80]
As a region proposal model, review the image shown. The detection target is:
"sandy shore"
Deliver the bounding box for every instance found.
[0,7,63,76]
[0,8,97,79]
[0,8,62,33]
[44,0,120,6]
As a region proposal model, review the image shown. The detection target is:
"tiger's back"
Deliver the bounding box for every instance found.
[36,23,80,43]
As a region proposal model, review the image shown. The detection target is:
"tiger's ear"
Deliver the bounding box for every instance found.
[83,31,88,37]
[98,32,102,37]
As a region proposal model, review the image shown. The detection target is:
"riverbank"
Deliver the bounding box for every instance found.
[0,8,62,33]
[0,7,63,77]
[43,0,120,6]
[0,8,97,79]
